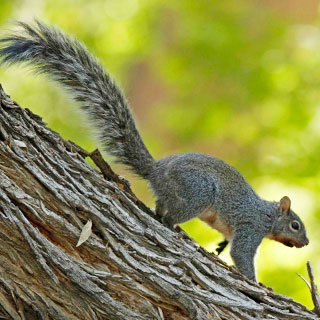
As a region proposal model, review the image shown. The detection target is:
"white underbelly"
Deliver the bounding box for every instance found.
[199,208,233,241]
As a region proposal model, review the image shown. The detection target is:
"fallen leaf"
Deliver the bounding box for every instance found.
[76,220,92,247]
[14,139,27,149]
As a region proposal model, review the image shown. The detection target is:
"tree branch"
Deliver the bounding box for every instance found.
[0,84,317,319]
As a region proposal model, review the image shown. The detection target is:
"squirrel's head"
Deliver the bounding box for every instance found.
[269,196,309,248]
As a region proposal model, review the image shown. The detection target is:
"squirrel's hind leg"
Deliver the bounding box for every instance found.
[155,168,216,230]
[161,196,212,230]
[155,199,166,216]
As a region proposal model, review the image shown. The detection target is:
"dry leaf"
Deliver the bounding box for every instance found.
[76,220,92,247]
[14,139,27,149]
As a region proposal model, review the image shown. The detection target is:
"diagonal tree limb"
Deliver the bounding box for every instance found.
[0,83,318,319]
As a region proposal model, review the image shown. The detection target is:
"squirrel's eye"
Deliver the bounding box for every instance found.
[290,221,300,231]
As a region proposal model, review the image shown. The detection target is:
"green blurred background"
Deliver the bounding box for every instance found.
[1,0,320,308]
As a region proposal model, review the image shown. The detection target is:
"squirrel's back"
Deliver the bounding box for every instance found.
[150,153,263,218]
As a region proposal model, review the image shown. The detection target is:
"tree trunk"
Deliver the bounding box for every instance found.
[0,84,317,320]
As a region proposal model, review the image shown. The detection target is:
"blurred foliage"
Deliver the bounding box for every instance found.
[1,0,320,308]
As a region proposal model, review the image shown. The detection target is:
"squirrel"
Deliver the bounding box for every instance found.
[0,21,309,282]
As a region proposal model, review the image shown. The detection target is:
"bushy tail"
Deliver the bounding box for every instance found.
[0,21,155,179]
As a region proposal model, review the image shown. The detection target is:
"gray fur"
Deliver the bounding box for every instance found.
[0,21,309,282]
[150,153,308,281]
[0,21,154,178]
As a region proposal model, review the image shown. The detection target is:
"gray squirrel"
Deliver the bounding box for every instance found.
[0,21,309,282]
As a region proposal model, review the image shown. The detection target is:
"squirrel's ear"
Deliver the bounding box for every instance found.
[280,196,291,215]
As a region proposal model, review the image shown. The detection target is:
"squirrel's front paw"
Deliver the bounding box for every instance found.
[215,239,229,255]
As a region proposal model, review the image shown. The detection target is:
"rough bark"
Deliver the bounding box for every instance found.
[0,84,317,320]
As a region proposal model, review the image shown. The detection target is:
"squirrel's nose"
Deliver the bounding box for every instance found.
[305,237,309,246]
